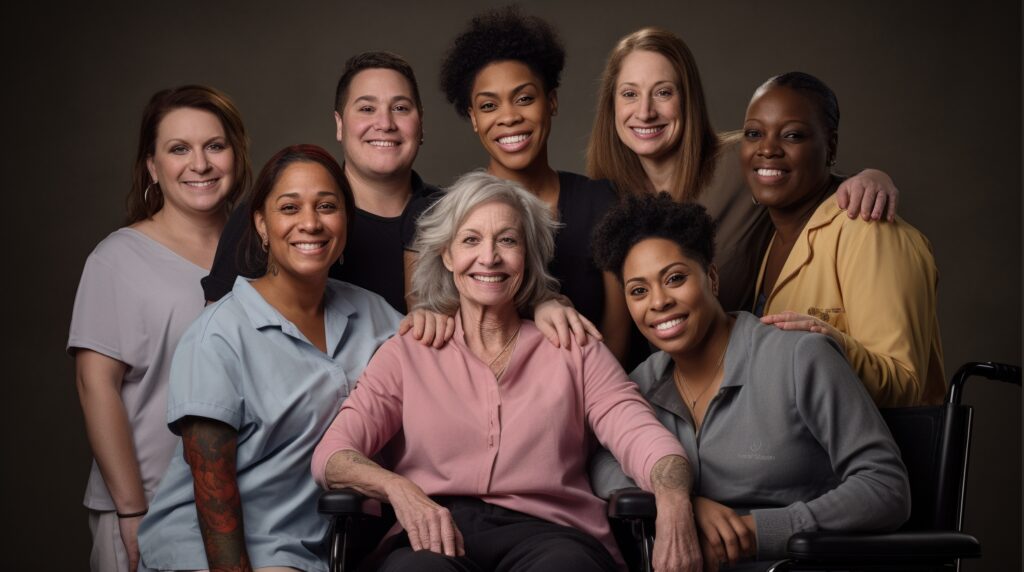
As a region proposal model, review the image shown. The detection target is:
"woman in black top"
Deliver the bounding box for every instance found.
[429,6,638,364]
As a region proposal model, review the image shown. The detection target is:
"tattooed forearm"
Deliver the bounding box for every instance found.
[180,417,253,572]
[650,454,693,495]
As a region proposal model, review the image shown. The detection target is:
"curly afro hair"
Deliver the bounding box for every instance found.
[592,192,717,281]
[439,5,565,118]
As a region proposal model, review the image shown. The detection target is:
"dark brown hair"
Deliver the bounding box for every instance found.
[334,51,422,114]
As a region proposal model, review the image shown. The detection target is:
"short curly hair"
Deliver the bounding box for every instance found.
[439,6,565,118]
[592,192,717,282]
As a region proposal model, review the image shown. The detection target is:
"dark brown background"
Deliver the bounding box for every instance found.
[6,1,1020,569]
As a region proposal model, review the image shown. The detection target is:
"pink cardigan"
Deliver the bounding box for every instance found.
[312,318,685,561]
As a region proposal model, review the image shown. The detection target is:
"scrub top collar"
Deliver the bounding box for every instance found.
[232,276,357,356]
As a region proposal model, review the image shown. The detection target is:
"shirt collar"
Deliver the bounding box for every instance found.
[233,277,357,353]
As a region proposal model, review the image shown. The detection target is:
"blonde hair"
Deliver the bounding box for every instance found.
[411,171,560,315]
[586,27,719,201]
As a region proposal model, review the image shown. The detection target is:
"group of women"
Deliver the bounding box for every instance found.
[68,6,944,572]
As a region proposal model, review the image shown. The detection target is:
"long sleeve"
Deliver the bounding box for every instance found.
[311,338,405,488]
[751,334,910,559]
[834,218,943,407]
[588,448,639,499]
[581,342,686,493]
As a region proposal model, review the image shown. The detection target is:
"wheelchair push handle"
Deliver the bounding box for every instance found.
[947,361,1022,405]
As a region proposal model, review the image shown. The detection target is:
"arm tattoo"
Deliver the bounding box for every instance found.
[337,449,380,469]
[181,417,253,572]
[651,455,693,494]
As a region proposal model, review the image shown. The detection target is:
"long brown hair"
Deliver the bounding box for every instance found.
[126,85,251,224]
[586,27,719,201]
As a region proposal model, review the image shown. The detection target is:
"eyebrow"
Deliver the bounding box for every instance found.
[473,82,536,100]
[162,136,226,147]
[624,261,687,285]
[275,190,340,200]
[352,94,414,105]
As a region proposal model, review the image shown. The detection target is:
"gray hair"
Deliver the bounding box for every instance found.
[411,170,561,314]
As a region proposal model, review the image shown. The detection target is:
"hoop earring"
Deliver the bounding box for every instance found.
[751,194,760,206]
[144,182,157,203]
[259,235,269,253]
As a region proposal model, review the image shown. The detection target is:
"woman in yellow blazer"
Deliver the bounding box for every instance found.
[743,72,944,407]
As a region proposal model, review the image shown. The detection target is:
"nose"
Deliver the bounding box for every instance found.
[374,108,397,132]
[477,240,501,266]
[300,206,324,232]
[649,284,674,312]
[497,106,523,127]
[638,95,657,121]
[756,133,782,158]
[190,149,211,173]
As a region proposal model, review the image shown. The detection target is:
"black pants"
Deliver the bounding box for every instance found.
[374,497,620,572]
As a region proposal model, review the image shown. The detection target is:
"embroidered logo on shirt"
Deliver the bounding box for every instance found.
[807,306,844,323]
[737,439,775,461]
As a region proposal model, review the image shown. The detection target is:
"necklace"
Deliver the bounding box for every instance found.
[673,343,728,413]
[487,325,522,378]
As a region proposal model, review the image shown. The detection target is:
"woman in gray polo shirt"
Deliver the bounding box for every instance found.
[589,194,910,570]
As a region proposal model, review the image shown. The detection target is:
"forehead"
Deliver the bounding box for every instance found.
[156,107,225,141]
[745,86,820,124]
[458,200,523,230]
[617,50,678,84]
[345,68,415,102]
[270,161,341,197]
[472,60,542,93]
[623,237,695,275]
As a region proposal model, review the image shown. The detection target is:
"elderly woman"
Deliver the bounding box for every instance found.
[313,172,702,572]
[586,27,901,312]
[590,193,910,571]
[742,72,944,407]
[138,145,401,572]
[68,85,250,572]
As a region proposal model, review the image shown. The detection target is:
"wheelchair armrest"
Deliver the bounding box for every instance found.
[787,530,980,562]
[317,488,383,519]
[608,488,657,520]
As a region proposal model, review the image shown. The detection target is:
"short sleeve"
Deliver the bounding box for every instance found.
[165,318,245,432]
[202,201,254,302]
[67,253,141,365]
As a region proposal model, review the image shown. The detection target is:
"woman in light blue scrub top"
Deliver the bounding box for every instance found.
[138,144,401,572]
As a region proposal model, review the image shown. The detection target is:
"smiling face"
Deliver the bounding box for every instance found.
[622,237,722,359]
[613,50,683,164]
[146,107,235,216]
[254,161,347,281]
[335,68,422,183]
[741,86,835,210]
[468,60,556,178]
[442,200,526,313]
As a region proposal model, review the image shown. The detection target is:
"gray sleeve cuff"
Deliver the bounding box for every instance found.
[589,448,638,499]
[752,501,817,559]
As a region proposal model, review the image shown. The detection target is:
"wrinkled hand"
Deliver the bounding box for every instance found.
[118,514,143,572]
[652,498,702,572]
[399,308,456,348]
[760,311,843,346]
[533,296,602,348]
[693,497,756,568]
[835,168,898,222]
[384,476,465,557]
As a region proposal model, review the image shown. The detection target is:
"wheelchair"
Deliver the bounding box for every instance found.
[318,361,1020,572]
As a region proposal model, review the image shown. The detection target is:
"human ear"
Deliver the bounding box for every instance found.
[146,156,158,184]
[548,90,559,117]
[334,111,344,143]
[442,248,453,272]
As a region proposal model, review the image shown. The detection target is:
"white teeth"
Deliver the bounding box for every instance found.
[632,126,662,135]
[369,141,397,147]
[757,168,783,177]
[184,180,217,188]
[472,275,506,283]
[497,134,529,145]
[655,317,684,331]
[294,242,326,251]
